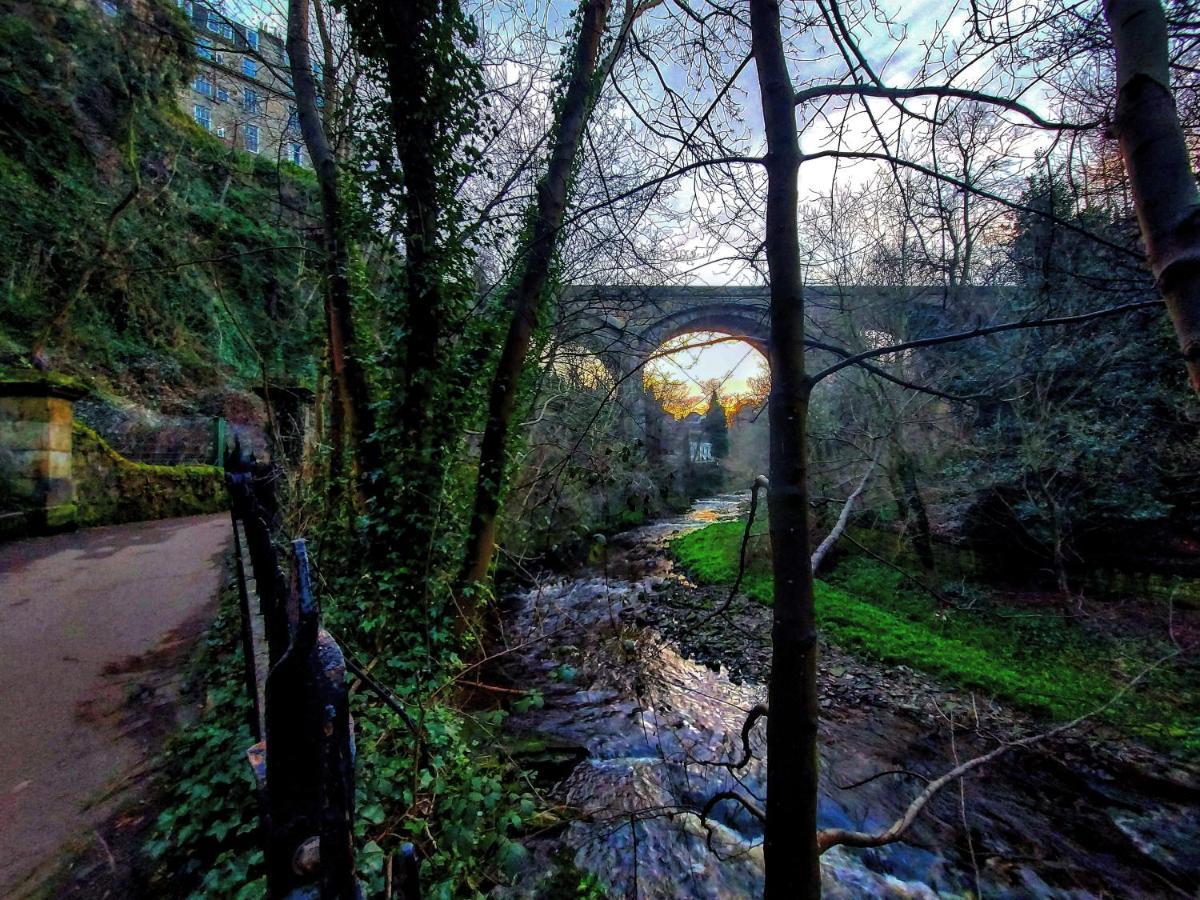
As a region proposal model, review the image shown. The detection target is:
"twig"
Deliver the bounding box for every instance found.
[697,703,769,770]
[95,830,117,874]
[815,648,1184,853]
[697,475,767,625]
[840,532,949,605]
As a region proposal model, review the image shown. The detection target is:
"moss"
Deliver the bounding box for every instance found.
[72,422,224,526]
[0,368,91,394]
[672,519,1200,753]
[0,0,321,402]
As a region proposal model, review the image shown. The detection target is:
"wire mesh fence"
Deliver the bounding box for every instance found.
[75,399,268,466]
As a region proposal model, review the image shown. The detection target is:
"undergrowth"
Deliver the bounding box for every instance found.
[144,530,547,898]
[672,519,1200,754]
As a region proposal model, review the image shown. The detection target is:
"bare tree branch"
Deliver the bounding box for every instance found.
[794,83,1096,131]
[810,299,1164,384]
[816,648,1184,854]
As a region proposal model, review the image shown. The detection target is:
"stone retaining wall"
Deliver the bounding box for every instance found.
[0,378,227,538]
[72,423,225,528]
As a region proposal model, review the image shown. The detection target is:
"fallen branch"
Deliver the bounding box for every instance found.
[811,460,876,574]
[815,648,1183,854]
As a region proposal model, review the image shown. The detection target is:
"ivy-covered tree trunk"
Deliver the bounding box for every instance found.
[459,0,616,591]
[286,0,377,497]
[749,0,822,896]
[339,0,486,629]
[1105,0,1200,393]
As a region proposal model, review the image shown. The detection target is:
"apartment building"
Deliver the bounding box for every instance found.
[179,2,309,166]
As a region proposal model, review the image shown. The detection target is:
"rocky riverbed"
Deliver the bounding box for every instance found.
[496,494,1200,897]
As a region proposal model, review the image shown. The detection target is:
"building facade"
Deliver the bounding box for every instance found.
[178,2,309,167]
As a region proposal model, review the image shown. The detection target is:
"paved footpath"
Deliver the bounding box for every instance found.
[0,514,230,896]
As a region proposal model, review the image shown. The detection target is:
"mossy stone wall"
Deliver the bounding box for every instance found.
[72,422,225,527]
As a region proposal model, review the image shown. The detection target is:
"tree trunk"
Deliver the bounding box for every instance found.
[459,0,615,590]
[895,445,935,572]
[749,0,822,896]
[287,0,378,494]
[382,4,447,510]
[1105,0,1200,393]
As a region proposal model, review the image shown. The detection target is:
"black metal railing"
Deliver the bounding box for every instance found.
[224,448,420,899]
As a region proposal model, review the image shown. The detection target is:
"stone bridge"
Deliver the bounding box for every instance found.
[555,282,996,435]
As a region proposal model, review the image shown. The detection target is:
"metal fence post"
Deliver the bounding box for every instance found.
[229,509,263,742]
[262,539,357,898]
[211,416,227,467]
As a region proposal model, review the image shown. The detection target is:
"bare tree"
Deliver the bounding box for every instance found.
[460,0,654,593]
[1105,0,1200,392]
[747,0,822,894]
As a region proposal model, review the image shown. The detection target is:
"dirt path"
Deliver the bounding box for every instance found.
[0,514,230,897]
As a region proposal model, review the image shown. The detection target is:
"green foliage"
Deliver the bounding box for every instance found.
[142,526,545,897]
[0,0,321,400]
[945,172,1200,575]
[143,591,265,896]
[672,519,1200,753]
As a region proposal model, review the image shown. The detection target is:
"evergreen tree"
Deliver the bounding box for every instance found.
[703,390,729,459]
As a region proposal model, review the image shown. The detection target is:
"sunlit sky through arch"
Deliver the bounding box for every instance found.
[644,333,768,418]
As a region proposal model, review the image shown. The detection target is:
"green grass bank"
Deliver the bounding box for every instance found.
[672,518,1200,754]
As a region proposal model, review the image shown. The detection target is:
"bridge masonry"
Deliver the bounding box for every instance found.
[556,283,998,439]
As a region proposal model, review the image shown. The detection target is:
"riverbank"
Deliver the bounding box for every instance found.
[671,516,1200,752]
[496,495,1200,897]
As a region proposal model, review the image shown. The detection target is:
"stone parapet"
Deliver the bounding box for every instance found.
[0,380,87,537]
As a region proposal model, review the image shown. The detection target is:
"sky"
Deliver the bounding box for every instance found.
[225,0,1065,399]
[644,333,768,414]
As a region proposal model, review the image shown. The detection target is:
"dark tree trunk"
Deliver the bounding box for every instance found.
[895,445,935,572]
[459,0,614,590]
[749,0,822,896]
[378,2,451,519]
[1105,0,1200,393]
[286,0,378,494]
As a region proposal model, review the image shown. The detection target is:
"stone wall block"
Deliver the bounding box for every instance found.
[0,420,51,450]
[0,395,53,421]
[0,381,85,535]
[47,397,74,426]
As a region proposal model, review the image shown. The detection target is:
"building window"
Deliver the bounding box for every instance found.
[242,58,258,78]
[193,74,213,97]
[193,104,211,130]
[246,29,259,51]
[209,17,233,39]
[244,124,260,153]
[216,86,229,102]
[286,106,299,135]
[196,38,213,60]
[243,89,260,113]
[216,126,227,138]
[290,143,302,165]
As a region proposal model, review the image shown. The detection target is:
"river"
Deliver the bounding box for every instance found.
[496,494,1199,898]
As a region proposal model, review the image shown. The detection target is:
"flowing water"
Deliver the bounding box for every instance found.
[497,495,1200,898]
